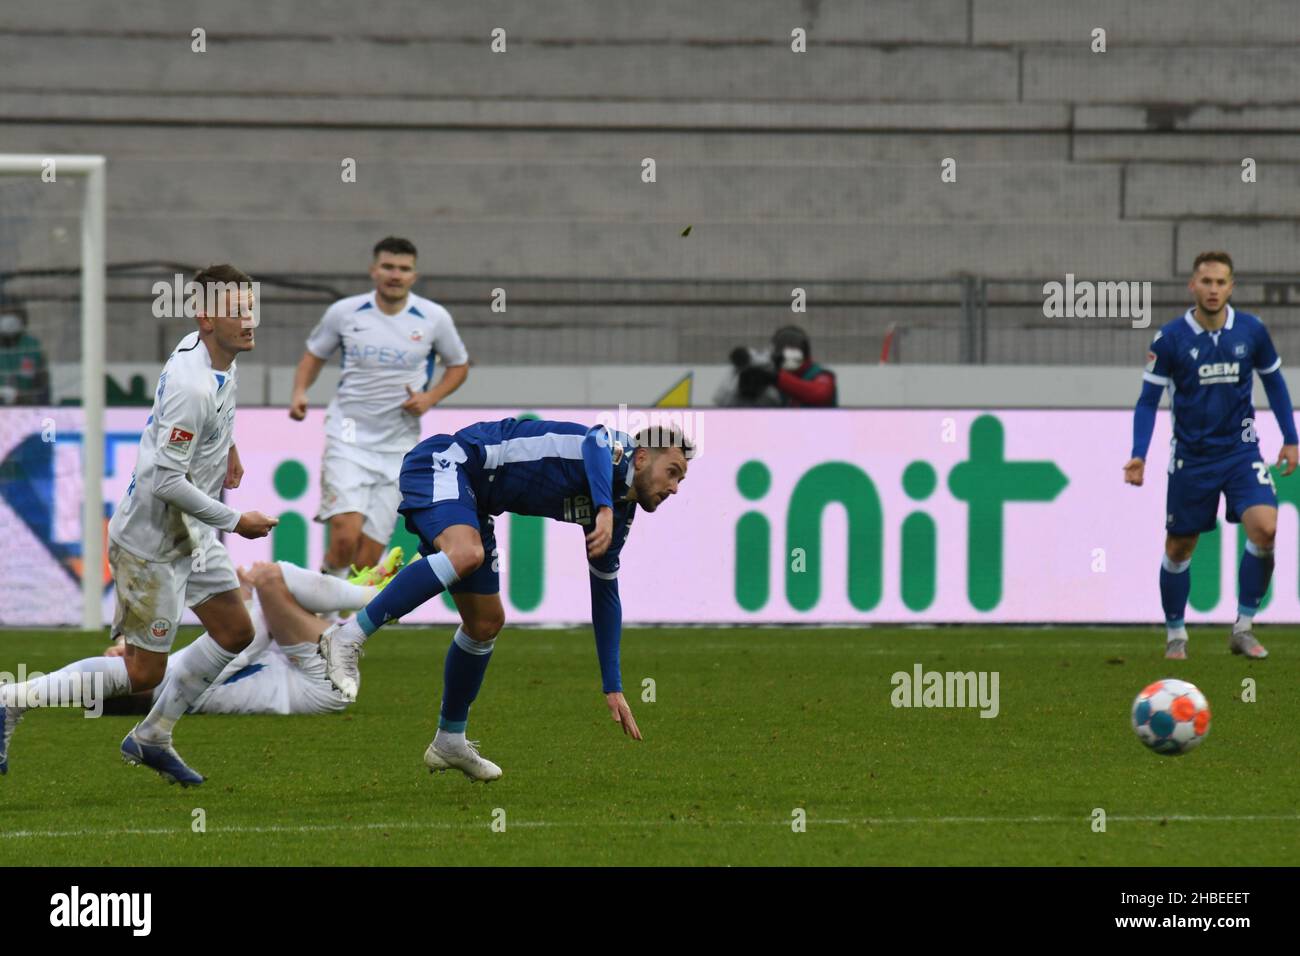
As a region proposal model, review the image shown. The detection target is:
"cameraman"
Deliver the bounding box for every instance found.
[0,300,51,406]
[716,326,837,408]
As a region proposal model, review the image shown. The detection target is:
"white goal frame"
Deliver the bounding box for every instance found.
[0,154,106,629]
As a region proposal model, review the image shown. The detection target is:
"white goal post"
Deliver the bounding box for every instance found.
[0,154,106,629]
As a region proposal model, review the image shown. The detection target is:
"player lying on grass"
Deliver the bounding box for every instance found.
[99,555,402,718]
[0,266,281,786]
[318,417,694,781]
[1125,250,1299,661]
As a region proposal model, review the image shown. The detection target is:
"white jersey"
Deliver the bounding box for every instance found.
[164,599,348,716]
[108,331,239,561]
[305,290,469,455]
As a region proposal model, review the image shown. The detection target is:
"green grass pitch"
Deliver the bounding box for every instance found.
[0,626,1295,866]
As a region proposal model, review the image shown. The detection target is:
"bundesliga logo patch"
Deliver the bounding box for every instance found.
[167,427,194,454]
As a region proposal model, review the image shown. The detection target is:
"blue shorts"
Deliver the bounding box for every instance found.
[397,434,499,596]
[1165,450,1278,536]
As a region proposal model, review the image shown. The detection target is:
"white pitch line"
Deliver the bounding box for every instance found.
[2,814,1297,840]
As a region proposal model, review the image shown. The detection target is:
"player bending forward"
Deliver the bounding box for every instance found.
[1125,251,1298,660]
[0,266,279,784]
[319,418,694,781]
[102,556,402,717]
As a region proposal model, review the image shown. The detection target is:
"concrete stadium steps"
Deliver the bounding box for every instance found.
[0,36,1018,103]
[81,300,958,366]
[1023,48,1300,106]
[0,92,1069,132]
[0,122,1072,165]
[0,1,970,43]
[59,158,1118,224]
[1176,221,1300,274]
[977,0,1300,44]
[1076,134,1300,164]
[1126,165,1300,219]
[973,0,1300,44]
[0,217,1175,280]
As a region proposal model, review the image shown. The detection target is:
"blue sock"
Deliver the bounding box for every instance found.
[438,626,496,732]
[1160,555,1191,632]
[357,552,459,636]
[1237,540,1274,620]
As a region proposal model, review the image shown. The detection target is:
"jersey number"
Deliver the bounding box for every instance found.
[1252,462,1276,490]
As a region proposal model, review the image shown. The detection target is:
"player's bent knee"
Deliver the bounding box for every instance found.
[124,657,165,691]
[465,614,505,643]
[450,543,485,580]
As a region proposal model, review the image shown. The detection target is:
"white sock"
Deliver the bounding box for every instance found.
[435,728,466,749]
[1166,626,1188,643]
[135,634,234,743]
[320,562,350,579]
[333,615,368,645]
[278,561,376,613]
[1234,613,1253,633]
[0,656,130,710]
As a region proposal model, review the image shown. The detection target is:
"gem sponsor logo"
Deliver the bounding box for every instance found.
[1198,362,1240,385]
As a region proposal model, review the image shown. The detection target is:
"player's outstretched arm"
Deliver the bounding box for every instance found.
[1259,364,1300,476]
[401,364,469,416]
[289,350,327,420]
[589,565,641,740]
[1127,380,1162,486]
[580,425,616,510]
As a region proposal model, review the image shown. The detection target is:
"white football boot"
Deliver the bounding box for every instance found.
[423,735,503,782]
[318,621,364,701]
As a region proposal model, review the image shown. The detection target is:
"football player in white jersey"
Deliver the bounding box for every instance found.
[101,555,402,718]
[289,236,469,578]
[0,265,279,786]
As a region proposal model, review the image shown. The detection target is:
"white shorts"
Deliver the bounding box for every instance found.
[316,442,403,545]
[109,536,240,653]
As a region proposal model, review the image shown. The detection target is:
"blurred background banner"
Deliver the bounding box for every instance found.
[4,406,1296,625]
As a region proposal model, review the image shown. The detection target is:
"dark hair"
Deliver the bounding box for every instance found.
[633,425,696,460]
[192,263,252,286]
[373,236,418,259]
[1192,251,1234,275]
[772,325,811,357]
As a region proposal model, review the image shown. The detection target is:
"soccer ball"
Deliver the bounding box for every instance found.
[1131,678,1211,756]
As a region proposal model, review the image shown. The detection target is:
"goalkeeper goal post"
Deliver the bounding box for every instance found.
[0,154,105,630]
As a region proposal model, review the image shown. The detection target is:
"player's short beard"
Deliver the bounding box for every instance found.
[632,464,659,512]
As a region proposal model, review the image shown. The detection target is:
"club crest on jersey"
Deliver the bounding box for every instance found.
[1189,347,1199,360]
[1234,342,1248,358]
[167,427,194,454]
[410,329,424,342]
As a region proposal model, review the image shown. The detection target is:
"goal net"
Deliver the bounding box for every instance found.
[0,155,105,629]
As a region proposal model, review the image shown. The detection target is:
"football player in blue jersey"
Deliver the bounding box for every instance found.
[319,418,693,779]
[1125,251,1298,660]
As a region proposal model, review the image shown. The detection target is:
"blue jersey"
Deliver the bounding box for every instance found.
[1144,306,1282,463]
[398,418,638,693]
